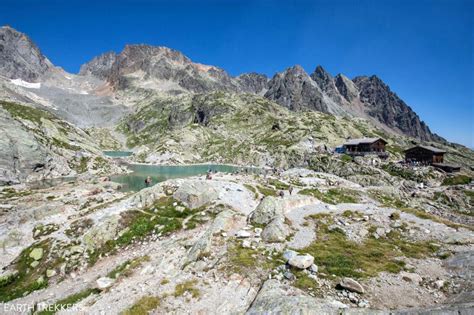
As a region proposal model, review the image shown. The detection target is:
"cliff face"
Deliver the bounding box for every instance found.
[353,75,439,141]
[78,51,117,80]
[0,26,52,82]
[236,72,268,94]
[264,65,329,113]
[79,44,242,93]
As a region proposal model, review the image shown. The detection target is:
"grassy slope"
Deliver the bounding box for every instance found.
[0,101,116,177]
[118,92,474,168]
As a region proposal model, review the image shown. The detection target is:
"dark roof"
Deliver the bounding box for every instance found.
[343,137,387,146]
[404,145,446,154]
[432,163,460,168]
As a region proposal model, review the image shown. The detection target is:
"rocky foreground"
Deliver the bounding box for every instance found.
[0,165,473,314]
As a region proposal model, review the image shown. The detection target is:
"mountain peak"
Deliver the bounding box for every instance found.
[353,75,440,141]
[0,25,52,82]
[288,64,306,73]
[310,65,345,104]
[79,51,117,79]
[334,73,359,102]
[312,65,332,79]
[265,65,329,112]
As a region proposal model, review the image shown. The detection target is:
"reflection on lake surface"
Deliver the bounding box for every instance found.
[110,164,259,192]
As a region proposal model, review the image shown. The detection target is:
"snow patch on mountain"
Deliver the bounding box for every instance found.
[11,78,41,89]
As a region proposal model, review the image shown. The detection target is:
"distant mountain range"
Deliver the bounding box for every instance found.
[0,25,441,142]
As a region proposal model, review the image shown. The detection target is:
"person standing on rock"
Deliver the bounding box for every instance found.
[289,185,294,195]
[145,176,152,187]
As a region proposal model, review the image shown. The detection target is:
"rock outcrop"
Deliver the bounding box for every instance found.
[0,26,52,82]
[264,65,329,113]
[311,65,344,104]
[78,51,117,80]
[246,280,346,314]
[353,75,440,141]
[236,72,268,94]
[335,74,359,102]
[0,101,118,185]
[82,44,242,93]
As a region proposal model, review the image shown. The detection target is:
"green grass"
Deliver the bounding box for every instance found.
[341,210,363,219]
[226,242,282,276]
[88,197,202,265]
[268,179,290,190]
[442,175,471,186]
[92,156,109,171]
[340,154,353,163]
[299,188,360,204]
[369,191,407,209]
[36,288,100,315]
[256,185,278,197]
[107,256,150,279]
[173,280,200,298]
[76,157,90,174]
[185,214,208,230]
[369,190,471,230]
[122,295,160,315]
[243,184,259,199]
[305,212,334,223]
[390,212,401,220]
[464,190,474,198]
[299,223,438,279]
[0,187,33,200]
[33,224,59,239]
[382,163,421,181]
[51,137,81,151]
[0,240,62,302]
[0,101,57,125]
[293,271,319,292]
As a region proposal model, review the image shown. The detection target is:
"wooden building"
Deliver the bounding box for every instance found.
[431,163,461,173]
[343,138,387,156]
[404,145,445,164]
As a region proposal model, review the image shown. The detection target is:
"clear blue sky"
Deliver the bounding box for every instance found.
[2,0,473,147]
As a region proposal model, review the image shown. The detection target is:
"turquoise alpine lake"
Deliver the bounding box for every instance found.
[110,163,260,192]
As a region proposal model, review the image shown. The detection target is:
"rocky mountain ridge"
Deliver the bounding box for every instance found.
[74,28,440,142]
[0,25,452,148]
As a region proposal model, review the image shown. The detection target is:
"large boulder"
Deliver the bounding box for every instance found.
[96,277,115,290]
[250,197,284,225]
[29,247,44,261]
[173,181,219,209]
[246,279,346,314]
[83,215,119,250]
[186,209,241,263]
[339,277,365,294]
[288,254,314,270]
[261,217,290,243]
[130,184,164,208]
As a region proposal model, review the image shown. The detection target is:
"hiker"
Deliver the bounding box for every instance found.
[289,185,294,195]
[279,190,284,198]
[144,176,152,186]
[206,171,212,180]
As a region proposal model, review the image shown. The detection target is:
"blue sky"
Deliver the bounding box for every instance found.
[1,0,473,147]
